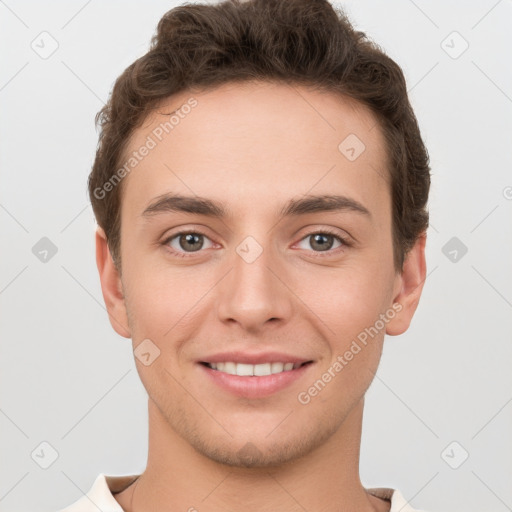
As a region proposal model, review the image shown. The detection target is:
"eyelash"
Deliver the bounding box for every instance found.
[161,228,351,259]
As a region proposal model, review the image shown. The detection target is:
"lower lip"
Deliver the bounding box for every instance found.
[199,362,314,399]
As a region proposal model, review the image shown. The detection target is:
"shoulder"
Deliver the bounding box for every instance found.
[367,487,431,512]
[55,473,141,512]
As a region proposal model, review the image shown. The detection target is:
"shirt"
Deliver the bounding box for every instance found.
[56,473,429,511]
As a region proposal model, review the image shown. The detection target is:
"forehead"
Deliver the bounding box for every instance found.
[120,81,391,226]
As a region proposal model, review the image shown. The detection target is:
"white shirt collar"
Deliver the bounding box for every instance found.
[57,473,428,512]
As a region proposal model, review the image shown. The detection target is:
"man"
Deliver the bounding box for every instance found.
[58,0,431,510]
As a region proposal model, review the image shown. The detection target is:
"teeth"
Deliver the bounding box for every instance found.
[207,361,303,376]
[254,363,271,376]
[236,363,254,376]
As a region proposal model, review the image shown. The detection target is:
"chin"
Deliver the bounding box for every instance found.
[182,418,340,469]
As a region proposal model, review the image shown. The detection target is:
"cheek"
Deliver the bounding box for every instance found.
[302,262,391,338]
[122,269,196,399]
[298,262,391,392]
[298,274,387,411]
[122,261,212,356]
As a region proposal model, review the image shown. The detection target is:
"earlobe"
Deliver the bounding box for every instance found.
[386,233,427,336]
[95,227,131,338]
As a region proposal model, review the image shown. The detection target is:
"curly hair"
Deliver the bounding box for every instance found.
[88,0,430,273]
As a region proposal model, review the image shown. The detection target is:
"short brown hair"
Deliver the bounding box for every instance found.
[88,0,430,273]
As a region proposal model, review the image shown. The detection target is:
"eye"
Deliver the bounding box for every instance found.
[161,228,350,258]
[163,230,215,256]
[295,230,349,254]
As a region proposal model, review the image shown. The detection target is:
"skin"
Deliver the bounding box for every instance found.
[96,81,427,512]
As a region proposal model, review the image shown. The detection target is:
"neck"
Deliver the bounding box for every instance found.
[116,397,385,512]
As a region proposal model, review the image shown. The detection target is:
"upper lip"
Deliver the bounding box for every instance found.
[198,351,314,365]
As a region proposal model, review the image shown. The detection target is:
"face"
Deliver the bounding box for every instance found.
[98,81,425,468]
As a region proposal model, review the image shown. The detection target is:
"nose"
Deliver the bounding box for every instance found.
[215,238,294,333]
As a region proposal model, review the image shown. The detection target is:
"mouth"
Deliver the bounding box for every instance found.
[200,361,313,376]
[198,360,315,398]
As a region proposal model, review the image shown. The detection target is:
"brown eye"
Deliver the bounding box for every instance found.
[295,231,347,254]
[309,233,335,251]
[164,231,214,255]
[178,233,204,252]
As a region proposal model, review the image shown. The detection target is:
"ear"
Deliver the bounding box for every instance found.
[386,232,427,336]
[95,226,131,338]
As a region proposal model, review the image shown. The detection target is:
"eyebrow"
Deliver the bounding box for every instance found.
[141,193,371,219]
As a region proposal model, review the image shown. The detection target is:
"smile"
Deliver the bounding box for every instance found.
[199,360,314,398]
[202,361,310,376]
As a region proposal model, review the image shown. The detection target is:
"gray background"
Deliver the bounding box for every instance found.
[1,1,511,511]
